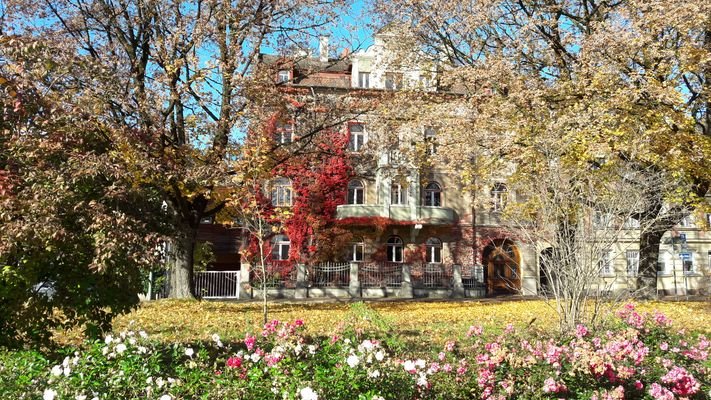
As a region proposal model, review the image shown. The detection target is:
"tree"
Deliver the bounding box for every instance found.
[371,0,711,299]
[500,138,684,331]
[0,37,166,347]
[4,0,352,298]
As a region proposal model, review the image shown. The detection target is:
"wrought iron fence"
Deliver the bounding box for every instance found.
[194,271,241,299]
[412,263,453,289]
[309,262,350,288]
[359,262,402,288]
[250,261,297,289]
[461,265,485,289]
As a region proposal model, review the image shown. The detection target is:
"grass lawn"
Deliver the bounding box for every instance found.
[78,298,711,353]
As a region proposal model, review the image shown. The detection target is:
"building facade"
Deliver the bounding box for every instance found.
[217,33,711,299]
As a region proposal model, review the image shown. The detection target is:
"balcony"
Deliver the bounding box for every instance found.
[336,204,455,225]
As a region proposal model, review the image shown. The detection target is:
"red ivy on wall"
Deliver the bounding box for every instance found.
[269,125,353,263]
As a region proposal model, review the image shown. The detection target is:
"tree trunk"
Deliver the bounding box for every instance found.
[169,228,198,299]
[637,229,665,299]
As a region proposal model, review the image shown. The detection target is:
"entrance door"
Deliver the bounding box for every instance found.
[484,240,521,295]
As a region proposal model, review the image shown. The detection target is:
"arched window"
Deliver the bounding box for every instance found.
[271,234,290,260]
[426,237,442,264]
[491,183,507,212]
[349,237,365,262]
[386,236,404,263]
[424,182,442,207]
[347,180,365,205]
[271,178,293,206]
[391,178,407,205]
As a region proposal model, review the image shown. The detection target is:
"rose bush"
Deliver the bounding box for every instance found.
[1,304,709,399]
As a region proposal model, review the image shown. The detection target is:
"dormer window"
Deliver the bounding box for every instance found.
[277,69,290,83]
[358,72,370,88]
[385,73,402,90]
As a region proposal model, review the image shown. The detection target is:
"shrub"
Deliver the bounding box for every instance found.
[6,304,711,399]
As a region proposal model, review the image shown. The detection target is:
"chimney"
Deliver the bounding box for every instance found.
[319,36,329,62]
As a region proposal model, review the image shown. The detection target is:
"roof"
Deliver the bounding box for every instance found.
[260,54,351,74]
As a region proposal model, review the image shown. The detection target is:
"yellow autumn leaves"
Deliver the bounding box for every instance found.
[98,299,711,348]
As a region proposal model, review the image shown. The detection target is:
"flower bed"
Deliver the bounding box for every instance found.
[2,304,710,399]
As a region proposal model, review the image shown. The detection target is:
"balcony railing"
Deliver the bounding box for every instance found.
[336,204,455,224]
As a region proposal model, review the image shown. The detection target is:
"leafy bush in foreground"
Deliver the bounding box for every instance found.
[2,304,710,399]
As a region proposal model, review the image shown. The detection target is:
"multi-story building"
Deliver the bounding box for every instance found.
[219,32,711,299]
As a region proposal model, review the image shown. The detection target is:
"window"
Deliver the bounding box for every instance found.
[358,72,370,88]
[386,236,403,263]
[271,234,290,260]
[491,183,507,212]
[277,70,290,83]
[593,211,613,228]
[424,182,442,207]
[426,237,442,264]
[275,122,293,144]
[384,72,402,90]
[391,181,407,205]
[424,127,437,155]
[349,238,365,262]
[680,252,694,274]
[271,178,293,207]
[626,250,639,276]
[679,215,693,228]
[623,217,640,229]
[347,180,365,205]
[657,253,669,275]
[348,123,366,152]
[598,250,612,276]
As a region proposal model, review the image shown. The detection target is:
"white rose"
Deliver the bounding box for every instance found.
[346,354,360,368]
[75,395,87,400]
[159,395,172,400]
[104,335,113,345]
[50,365,62,377]
[299,386,318,400]
[403,360,416,373]
[375,351,385,362]
[115,344,127,354]
[184,348,194,357]
[43,389,57,400]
